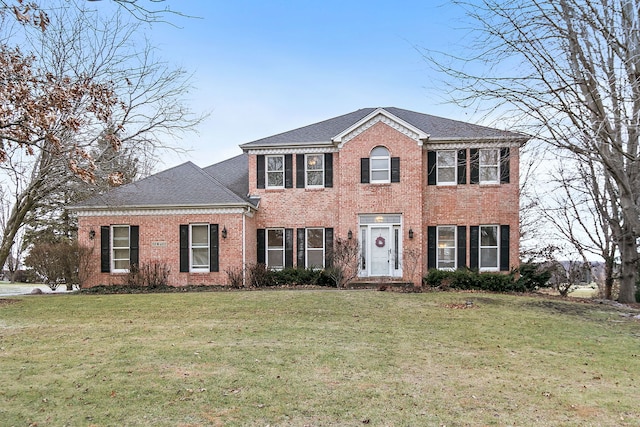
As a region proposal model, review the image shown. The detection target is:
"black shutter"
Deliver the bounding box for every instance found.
[325,228,334,268]
[257,155,265,189]
[470,148,479,184]
[324,153,333,188]
[427,151,436,185]
[297,228,306,267]
[100,226,110,273]
[285,154,293,188]
[285,228,294,268]
[257,229,266,264]
[457,225,466,268]
[179,225,189,272]
[500,225,510,271]
[360,158,370,183]
[470,226,479,270]
[296,154,305,188]
[457,149,467,185]
[210,224,219,272]
[427,226,436,270]
[500,147,510,184]
[391,157,400,183]
[130,225,139,268]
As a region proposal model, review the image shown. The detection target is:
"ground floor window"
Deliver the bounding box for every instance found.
[306,228,324,268]
[267,228,285,269]
[480,225,499,271]
[190,224,210,272]
[111,225,130,272]
[437,226,456,269]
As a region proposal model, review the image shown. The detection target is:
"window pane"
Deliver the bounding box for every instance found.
[371,146,389,157]
[371,158,388,169]
[307,171,323,186]
[191,225,208,246]
[371,170,389,181]
[306,155,323,170]
[437,151,455,167]
[480,149,498,165]
[267,156,283,171]
[480,226,498,246]
[307,229,324,248]
[267,171,284,187]
[114,259,130,270]
[437,226,456,269]
[480,166,498,182]
[268,229,283,247]
[114,248,130,261]
[192,248,209,267]
[480,248,498,268]
[438,168,455,183]
[307,250,324,268]
[267,249,283,268]
[113,226,129,247]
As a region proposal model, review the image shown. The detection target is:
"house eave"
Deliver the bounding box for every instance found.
[72,202,257,216]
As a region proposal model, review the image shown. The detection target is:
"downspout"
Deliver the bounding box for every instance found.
[242,208,247,287]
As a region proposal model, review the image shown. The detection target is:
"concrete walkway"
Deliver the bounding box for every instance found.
[0,283,74,297]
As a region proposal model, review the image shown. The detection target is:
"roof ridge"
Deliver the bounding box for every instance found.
[187,161,247,203]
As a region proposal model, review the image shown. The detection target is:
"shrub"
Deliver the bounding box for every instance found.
[424,268,518,293]
[225,267,245,288]
[24,240,79,289]
[123,262,170,288]
[514,262,552,292]
[247,263,273,287]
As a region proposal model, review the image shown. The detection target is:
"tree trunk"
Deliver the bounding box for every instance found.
[617,228,638,304]
[603,256,614,300]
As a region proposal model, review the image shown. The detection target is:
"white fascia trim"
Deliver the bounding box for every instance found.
[244,145,338,155]
[76,205,252,217]
[332,108,430,148]
[425,138,526,150]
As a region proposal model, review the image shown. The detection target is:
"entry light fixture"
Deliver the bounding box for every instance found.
[408,228,414,239]
[89,229,96,240]
[222,226,228,239]
[347,229,353,240]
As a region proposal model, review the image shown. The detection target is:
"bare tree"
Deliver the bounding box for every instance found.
[0,1,202,271]
[325,237,360,288]
[423,0,640,303]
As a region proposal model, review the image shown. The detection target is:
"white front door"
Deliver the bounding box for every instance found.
[370,226,391,276]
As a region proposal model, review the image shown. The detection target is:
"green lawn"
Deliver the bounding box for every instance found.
[1,290,638,426]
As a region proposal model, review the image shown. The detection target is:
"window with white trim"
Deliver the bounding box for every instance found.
[190,224,210,271]
[370,146,390,183]
[479,149,499,184]
[266,155,285,188]
[111,225,130,272]
[437,226,456,269]
[267,228,285,269]
[437,151,456,185]
[480,225,499,270]
[306,228,324,268]
[305,154,324,187]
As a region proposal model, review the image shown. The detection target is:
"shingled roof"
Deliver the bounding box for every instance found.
[240,107,527,149]
[73,161,254,210]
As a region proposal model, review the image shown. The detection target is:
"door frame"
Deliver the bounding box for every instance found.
[358,214,402,278]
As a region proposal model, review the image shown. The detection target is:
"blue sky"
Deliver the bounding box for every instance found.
[140,1,478,168]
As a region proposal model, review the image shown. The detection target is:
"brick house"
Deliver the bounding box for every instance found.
[73,107,527,287]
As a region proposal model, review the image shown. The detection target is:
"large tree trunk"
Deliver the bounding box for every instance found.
[603,256,614,300]
[617,226,638,304]
[0,191,37,272]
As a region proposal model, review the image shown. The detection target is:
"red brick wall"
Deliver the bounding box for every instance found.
[78,212,246,288]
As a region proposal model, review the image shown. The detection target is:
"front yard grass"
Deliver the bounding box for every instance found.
[1,290,639,426]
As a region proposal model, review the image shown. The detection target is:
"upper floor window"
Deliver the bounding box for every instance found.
[370,146,390,183]
[266,155,285,188]
[437,226,456,269]
[479,225,499,271]
[305,154,324,187]
[437,151,456,185]
[479,149,499,184]
[190,224,210,272]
